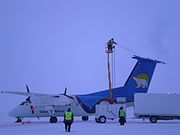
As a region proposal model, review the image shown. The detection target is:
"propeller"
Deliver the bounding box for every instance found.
[25,85,35,114]
[63,87,74,100]
[26,84,30,93]
[54,87,74,100]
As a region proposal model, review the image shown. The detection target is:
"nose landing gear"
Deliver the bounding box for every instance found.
[15,117,22,123]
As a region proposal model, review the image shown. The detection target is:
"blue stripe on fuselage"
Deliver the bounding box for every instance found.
[75,87,136,113]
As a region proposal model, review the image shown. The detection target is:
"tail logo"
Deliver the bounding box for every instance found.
[133,73,149,88]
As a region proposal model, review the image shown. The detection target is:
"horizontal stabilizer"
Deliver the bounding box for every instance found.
[132,55,165,64]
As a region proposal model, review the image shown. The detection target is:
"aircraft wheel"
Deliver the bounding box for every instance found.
[149,116,157,123]
[98,116,106,123]
[82,116,89,121]
[95,118,100,123]
[50,116,58,123]
[15,118,22,123]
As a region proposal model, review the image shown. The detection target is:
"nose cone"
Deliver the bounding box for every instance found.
[8,106,24,117]
[8,108,17,117]
[8,105,32,118]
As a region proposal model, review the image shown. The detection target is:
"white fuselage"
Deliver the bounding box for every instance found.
[9,95,134,118]
[9,96,90,118]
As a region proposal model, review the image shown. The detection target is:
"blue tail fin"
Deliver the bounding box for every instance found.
[124,55,164,94]
[75,55,164,113]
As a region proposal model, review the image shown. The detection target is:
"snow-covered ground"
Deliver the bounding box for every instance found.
[0,107,180,135]
[0,117,180,135]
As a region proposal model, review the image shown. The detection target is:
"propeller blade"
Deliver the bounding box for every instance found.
[26,97,31,104]
[30,105,35,114]
[26,85,30,93]
[53,96,60,98]
[64,94,74,100]
[64,87,67,95]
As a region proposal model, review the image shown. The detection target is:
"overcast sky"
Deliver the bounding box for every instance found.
[0,0,180,96]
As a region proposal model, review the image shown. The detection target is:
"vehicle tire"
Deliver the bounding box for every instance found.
[82,116,89,121]
[50,116,58,123]
[95,118,100,123]
[149,116,157,123]
[98,116,106,123]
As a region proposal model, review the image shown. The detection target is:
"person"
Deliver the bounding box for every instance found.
[64,108,74,132]
[119,106,126,125]
[107,38,117,52]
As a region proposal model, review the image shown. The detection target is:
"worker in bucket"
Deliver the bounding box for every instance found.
[63,108,74,132]
[119,106,126,125]
[107,38,117,52]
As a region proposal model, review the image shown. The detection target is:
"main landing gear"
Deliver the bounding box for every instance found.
[82,116,89,121]
[49,116,58,123]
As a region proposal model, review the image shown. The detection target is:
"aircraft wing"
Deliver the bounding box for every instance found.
[1,91,75,106]
[1,91,56,97]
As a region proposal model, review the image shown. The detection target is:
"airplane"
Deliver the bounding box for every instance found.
[1,55,164,123]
